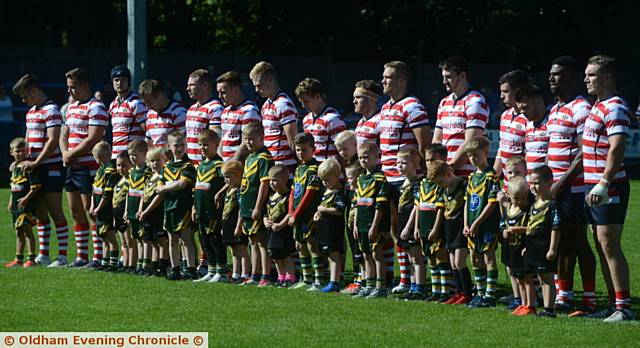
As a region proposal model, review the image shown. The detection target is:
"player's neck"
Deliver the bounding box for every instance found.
[536,192,552,201]
[597,88,616,101]
[33,93,48,107]
[556,90,577,104]
[452,82,470,99]
[266,85,280,100]
[389,89,408,103]
[275,187,288,195]
[117,90,131,100]
[404,172,418,181]
[474,163,489,172]
[197,92,213,105]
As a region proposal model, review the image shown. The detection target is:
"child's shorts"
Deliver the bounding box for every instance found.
[128,219,142,239]
[315,217,345,254]
[164,209,192,234]
[358,229,388,254]
[421,237,444,257]
[293,221,315,243]
[242,218,264,236]
[268,226,295,260]
[222,218,248,246]
[443,217,466,250]
[467,231,499,254]
[112,206,127,233]
[12,211,35,229]
[96,221,113,238]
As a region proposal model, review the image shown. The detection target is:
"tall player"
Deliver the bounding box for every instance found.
[185,69,224,164]
[582,55,633,322]
[13,74,70,267]
[108,65,148,158]
[139,79,186,147]
[60,68,109,267]
[433,56,489,178]
[380,61,432,292]
[514,84,549,172]
[546,56,597,316]
[249,61,298,174]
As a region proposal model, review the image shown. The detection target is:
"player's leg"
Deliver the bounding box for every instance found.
[597,224,633,321]
[45,192,70,266]
[34,197,52,265]
[67,190,90,266]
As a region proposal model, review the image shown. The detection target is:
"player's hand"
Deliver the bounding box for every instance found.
[353,228,359,241]
[368,226,378,241]
[62,151,74,167]
[234,227,242,237]
[546,249,557,261]
[7,201,12,212]
[468,224,478,237]
[191,210,197,223]
[263,218,273,230]
[273,218,287,232]
[463,226,470,237]
[123,213,128,222]
[251,208,261,221]
[16,198,27,209]
[313,211,321,222]
[214,189,225,208]
[503,228,510,239]
[288,215,295,227]
[400,228,410,241]
[521,247,527,257]
[19,160,37,171]
[428,229,438,242]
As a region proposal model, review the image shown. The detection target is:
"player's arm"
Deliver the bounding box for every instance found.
[432,127,443,144]
[552,135,584,197]
[252,179,270,220]
[470,201,497,231]
[492,155,503,178]
[429,208,444,242]
[234,214,243,237]
[601,133,626,185]
[316,205,342,216]
[369,207,384,240]
[401,205,416,240]
[59,124,70,154]
[413,125,433,154]
[18,181,41,209]
[140,195,163,220]
[450,128,483,169]
[283,122,298,154]
[67,125,104,161]
[24,126,61,170]
[547,228,561,261]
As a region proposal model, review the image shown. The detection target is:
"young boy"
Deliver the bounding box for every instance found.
[502,176,536,316]
[112,151,131,270]
[138,147,169,277]
[264,164,296,287]
[125,140,151,273]
[463,137,500,308]
[353,142,391,299]
[157,130,198,280]
[288,133,324,290]
[221,160,250,283]
[395,147,426,300]
[427,160,473,305]
[335,131,365,293]
[524,165,560,318]
[192,129,227,283]
[415,144,452,302]
[89,141,120,271]
[342,163,366,294]
[498,155,528,309]
[239,122,274,286]
[315,158,346,293]
[6,138,40,268]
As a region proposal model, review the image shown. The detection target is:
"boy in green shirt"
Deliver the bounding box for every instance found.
[112,151,131,270]
[288,133,323,290]
[192,129,227,283]
[239,123,273,286]
[463,137,500,307]
[158,130,197,280]
[125,140,151,273]
[353,142,390,299]
[90,141,120,271]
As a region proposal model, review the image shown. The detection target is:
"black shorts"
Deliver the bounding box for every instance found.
[504,242,528,277]
[222,218,248,246]
[387,180,403,206]
[315,217,345,253]
[65,167,95,194]
[584,180,630,225]
[524,250,558,275]
[142,220,165,241]
[113,206,127,233]
[556,186,586,226]
[268,226,295,260]
[35,163,66,193]
[443,216,466,250]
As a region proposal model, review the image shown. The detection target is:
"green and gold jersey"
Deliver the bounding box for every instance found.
[112,177,128,209]
[416,177,443,234]
[291,160,322,225]
[143,173,163,206]
[441,177,467,221]
[355,170,390,234]
[267,191,289,223]
[127,164,152,219]
[162,156,196,212]
[223,187,240,221]
[321,187,346,226]
[465,168,500,227]
[346,189,356,230]
[240,147,273,218]
[398,176,422,228]
[10,165,40,215]
[92,161,119,209]
[194,156,224,222]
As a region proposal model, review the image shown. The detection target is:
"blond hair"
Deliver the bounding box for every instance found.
[507,176,528,195]
[505,155,526,170]
[335,130,357,148]
[242,122,264,137]
[463,136,490,155]
[127,140,148,154]
[397,146,422,164]
[268,164,289,179]
[357,141,379,156]
[295,78,326,100]
[426,160,451,181]
[384,61,411,82]
[318,158,342,180]
[146,147,167,162]
[92,141,111,158]
[249,61,276,81]
[9,137,26,149]
[221,160,243,177]
[65,68,90,84]
[138,79,163,97]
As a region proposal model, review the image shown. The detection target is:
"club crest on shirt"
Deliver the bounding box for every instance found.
[469,193,481,212]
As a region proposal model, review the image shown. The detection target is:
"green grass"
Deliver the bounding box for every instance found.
[1,185,639,347]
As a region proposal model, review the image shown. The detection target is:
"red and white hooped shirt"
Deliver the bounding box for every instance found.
[524,116,549,172]
[26,100,63,165]
[355,111,380,147]
[435,90,489,177]
[145,101,187,147]
[108,92,148,159]
[302,105,345,162]
[220,99,261,162]
[261,92,298,171]
[186,97,224,164]
[65,97,109,170]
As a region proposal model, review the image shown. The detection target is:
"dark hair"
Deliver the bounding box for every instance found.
[531,165,553,183]
[514,84,544,103]
[354,80,382,95]
[216,71,242,87]
[551,56,580,73]
[587,54,617,79]
[65,68,91,84]
[295,78,326,100]
[425,143,448,159]
[13,74,41,95]
[116,151,131,162]
[294,132,315,147]
[439,56,468,74]
[498,69,529,89]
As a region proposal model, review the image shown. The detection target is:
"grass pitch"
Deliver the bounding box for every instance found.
[1,186,639,347]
